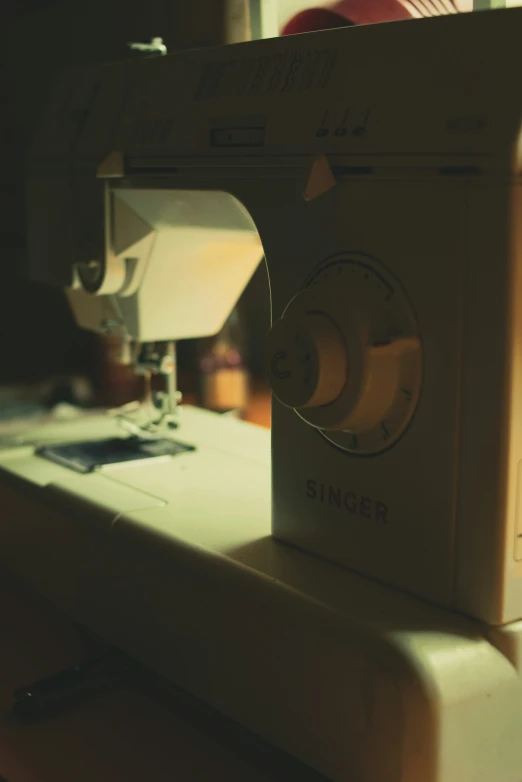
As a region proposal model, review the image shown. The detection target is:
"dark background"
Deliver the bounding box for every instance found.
[0,0,270,387]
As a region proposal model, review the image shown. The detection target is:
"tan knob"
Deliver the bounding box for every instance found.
[266,313,347,409]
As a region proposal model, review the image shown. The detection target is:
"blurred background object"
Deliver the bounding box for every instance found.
[198,310,249,417]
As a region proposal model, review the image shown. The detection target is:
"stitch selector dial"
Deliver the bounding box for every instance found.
[266,254,422,455]
[266,313,348,409]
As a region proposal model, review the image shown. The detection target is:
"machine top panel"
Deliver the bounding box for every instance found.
[30,8,522,171]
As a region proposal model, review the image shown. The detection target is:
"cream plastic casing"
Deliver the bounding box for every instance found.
[68,188,264,342]
[1,410,522,782]
[25,9,522,626]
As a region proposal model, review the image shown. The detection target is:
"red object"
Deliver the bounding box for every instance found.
[281,0,412,35]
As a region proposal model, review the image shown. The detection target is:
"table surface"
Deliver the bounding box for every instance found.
[0,387,331,782]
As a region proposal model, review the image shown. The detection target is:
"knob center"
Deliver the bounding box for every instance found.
[266,313,348,409]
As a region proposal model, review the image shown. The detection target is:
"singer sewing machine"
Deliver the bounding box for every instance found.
[2,7,522,781]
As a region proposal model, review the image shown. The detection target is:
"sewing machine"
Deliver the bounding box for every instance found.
[2,6,522,781]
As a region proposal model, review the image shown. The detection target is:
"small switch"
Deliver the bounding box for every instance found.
[210,127,265,147]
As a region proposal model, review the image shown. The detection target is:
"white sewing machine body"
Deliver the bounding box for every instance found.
[2,8,522,781]
[2,407,522,782]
